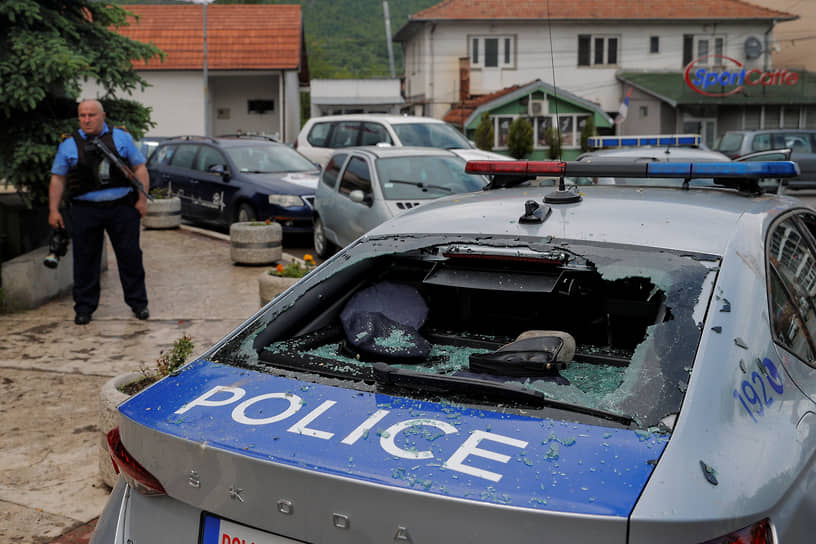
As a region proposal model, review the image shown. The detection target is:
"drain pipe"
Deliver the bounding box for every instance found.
[764,20,776,72]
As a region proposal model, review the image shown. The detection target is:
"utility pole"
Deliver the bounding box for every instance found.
[383,1,396,78]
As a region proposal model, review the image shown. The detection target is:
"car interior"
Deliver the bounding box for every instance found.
[213,237,711,429]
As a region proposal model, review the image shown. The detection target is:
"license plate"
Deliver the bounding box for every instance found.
[201,514,303,544]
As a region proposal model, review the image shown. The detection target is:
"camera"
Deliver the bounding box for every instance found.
[43,227,70,269]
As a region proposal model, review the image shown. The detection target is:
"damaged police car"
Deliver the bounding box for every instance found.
[94,158,816,544]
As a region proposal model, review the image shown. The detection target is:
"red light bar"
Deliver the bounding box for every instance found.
[465,160,566,175]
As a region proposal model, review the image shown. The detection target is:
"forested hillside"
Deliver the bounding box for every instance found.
[115,0,439,77]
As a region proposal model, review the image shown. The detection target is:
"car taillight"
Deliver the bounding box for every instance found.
[698,518,774,544]
[107,427,166,496]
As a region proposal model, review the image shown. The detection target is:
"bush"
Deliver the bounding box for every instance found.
[545,126,563,159]
[474,113,494,151]
[580,116,597,153]
[508,117,534,159]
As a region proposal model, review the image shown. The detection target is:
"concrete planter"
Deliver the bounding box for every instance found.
[230,221,282,265]
[98,371,152,488]
[144,196,182,229]
[258,271,299,306]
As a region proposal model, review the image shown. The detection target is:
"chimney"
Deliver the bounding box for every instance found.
[459,57,470,103]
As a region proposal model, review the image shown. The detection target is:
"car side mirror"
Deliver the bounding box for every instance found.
[349,189,372,206]
[209,164,230,181]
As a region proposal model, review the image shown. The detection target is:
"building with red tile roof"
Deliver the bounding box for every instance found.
[86,4,308,141]
[394,0,807,153]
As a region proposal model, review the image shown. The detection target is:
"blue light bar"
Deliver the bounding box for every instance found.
[646,161,800,178]
[587,134,701,149]
[471,160,800,180]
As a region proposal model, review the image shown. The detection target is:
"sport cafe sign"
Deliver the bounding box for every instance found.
[684,55,799,97]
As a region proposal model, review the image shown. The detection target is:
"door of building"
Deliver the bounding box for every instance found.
[683,118,717,148]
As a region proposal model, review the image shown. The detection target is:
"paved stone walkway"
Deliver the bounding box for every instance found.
[0,225,276,543]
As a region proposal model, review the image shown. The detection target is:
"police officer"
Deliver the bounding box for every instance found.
[48,99,150,325]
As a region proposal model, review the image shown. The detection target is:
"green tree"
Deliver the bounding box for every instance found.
[474,113,494,151]
[507,117,533,159]
[0,1,163,205]
[580,115,597,153]
[545,125,562,159]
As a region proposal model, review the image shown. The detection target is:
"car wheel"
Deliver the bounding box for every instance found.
[313,216,334,259]
[236,203,256,223]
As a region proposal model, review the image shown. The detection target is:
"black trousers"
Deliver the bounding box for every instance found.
[69,200,148,315]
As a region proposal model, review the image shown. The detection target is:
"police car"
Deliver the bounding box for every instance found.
[93,158,816,544]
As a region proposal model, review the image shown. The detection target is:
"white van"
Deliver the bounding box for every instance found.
[295,114,509,167]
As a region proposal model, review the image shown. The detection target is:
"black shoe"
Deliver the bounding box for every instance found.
[74,313,92,325]
[133,308,150,320]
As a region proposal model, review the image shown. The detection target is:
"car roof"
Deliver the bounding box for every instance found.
[331,145,460,159]
[578,147,729,162]
[723,128,816,135]
[160,135,286,149]
[306,114,446,125]
[367,185,805,256]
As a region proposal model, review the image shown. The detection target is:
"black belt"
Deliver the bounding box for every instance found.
[71,194,133,208]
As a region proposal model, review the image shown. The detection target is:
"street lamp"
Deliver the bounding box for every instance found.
[184,0,215,136]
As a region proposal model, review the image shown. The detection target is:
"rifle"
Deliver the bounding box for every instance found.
[89,137,153,201]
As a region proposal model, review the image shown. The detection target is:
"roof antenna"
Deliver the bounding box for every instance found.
[543,0,581,204]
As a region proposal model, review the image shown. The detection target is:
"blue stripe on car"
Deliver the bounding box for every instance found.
[120,359,667,517]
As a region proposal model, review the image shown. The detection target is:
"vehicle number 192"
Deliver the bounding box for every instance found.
[733,358,784,423]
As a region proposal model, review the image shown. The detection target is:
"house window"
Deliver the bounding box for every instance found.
[683,35,725,66]
[496,117,512,147]
[577,34,619,66]
[470,36,515,68]
[527,114,589,150]
[650,36,659,54]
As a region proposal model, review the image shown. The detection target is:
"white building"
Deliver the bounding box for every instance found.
[88,4,308,143]
[394,0,807,147]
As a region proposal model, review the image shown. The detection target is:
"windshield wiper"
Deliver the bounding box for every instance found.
[388,179,452,192]
[372,363,633,426]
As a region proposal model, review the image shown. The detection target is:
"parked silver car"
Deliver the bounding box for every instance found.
[93,157,816,544]
[312,146,488,257]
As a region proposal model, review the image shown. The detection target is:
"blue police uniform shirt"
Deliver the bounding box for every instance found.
[51,123,147,202]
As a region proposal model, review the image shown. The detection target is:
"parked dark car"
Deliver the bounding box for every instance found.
[146,136,319,232]
[714,129,816,190]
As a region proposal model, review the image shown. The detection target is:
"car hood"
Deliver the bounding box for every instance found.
[245,171,319,193]
[119,359,668,519]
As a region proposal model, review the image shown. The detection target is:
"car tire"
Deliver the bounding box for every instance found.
[236,203,256,223]
[313,216,335,259]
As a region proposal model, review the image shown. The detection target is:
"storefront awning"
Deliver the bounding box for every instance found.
[617,71,816,107]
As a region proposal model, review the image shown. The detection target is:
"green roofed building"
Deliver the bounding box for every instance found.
[444,80,613,161]
[615,71,816,148]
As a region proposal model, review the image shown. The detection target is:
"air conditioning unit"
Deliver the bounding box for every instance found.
[528,99,548,117]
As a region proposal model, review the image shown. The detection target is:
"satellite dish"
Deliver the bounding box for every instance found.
[745,37,763,59]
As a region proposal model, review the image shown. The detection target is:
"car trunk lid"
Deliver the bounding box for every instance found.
[118,359,668,543]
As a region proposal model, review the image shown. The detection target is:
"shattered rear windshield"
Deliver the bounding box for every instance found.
[211,233,719,430]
